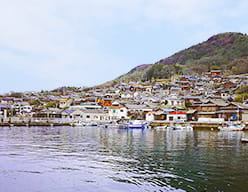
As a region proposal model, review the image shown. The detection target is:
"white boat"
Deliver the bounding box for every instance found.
[101,123,127,129]
[218,122,245,131]
[167,122,193,131]
[72,121,97,127]
[154,125,167,130]
[126,120,149,129]
[241,138,248,143]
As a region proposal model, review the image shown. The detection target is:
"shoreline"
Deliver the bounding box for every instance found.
[0,120,247,131]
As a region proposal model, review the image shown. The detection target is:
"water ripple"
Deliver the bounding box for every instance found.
[0,126,248,192]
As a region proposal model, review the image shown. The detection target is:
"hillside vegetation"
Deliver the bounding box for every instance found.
[116,32,248,83]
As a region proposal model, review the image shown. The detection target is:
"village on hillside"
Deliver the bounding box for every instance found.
[0,70,248,129]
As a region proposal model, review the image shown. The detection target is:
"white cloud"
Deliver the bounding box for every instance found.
[0,0,131,88]
[0,0,247,92]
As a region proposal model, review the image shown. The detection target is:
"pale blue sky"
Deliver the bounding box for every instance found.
[0,0,247,93]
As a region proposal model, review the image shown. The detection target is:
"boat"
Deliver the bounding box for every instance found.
[126,120,149,129]
[218,121,245,131]
[154,125,167,130]
[241,138,248,143]
[101,122,128,129]
[72,121,98,127]
[167,122,193,131]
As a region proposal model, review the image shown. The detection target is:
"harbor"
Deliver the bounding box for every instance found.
[1,1,248,191]
[1,125,248,192]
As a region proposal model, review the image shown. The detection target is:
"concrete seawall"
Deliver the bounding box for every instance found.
[0,122,71,127]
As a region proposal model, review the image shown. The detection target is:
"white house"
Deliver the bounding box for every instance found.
[83,110,110,122]
[120,92,133,99]
[59,99,73,109]
[165,96,185,106]
[13,102,32,114]
[20,105,32,114]
[108,106,128,120]
[221,93,231,100]
[71,109,110,122]
[71,109,84,120]
[167,111,187,122]
[146,111,155,121]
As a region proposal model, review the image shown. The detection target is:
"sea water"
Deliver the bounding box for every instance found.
[0,126,248,192]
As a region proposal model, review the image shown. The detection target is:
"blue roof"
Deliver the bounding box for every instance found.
[0,104,11,109]
[63,109,73,114]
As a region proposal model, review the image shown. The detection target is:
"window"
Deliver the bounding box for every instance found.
[120,109,124,112]
[86,115,90,118]
[169,116,173,121]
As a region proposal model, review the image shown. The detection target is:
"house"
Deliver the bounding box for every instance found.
[146,111,156,121]
[184,96,202,104]
[59,98,72,109]
[20,105,32,114]
[1,97,15,105]
[32,108,62,119]
[120,92,133,99]
[13,102,32,114]
[176,80,191,90]
[186,110,197,121]
[70,109,84,120]
[69,103,102,110]
[196,99,228,119]
[145,110,166,121]
[217,102,248,121]
[167,111,187,122]
[99,98,112,106]
[61,109,73,119]
[165,96,185,106]
[210,70,221,76]
[108,106,128,120]
[81,109,110,122]
[125,104,152,120]
[169,87,182,95]
[220,92,231,100]
[70,108,110,122]
[0,104,11,119]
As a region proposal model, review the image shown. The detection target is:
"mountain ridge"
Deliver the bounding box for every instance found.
[100,32,248,87]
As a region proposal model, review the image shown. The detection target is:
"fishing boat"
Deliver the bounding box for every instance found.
[241,138,248,143]
[154,125,167,130]
[126,120,149,129]
[102,122,127,129]
[72,121,98,127]
[218,121,245,131]
[167,122,193,131]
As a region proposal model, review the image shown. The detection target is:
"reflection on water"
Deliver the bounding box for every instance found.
[0,126,248,192]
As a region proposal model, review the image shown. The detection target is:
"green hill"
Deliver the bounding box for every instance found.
[116,32,248,83]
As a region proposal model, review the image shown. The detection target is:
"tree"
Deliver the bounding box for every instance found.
[231,66,238,74]
[234,94,248,102]
[235,85,248,94]
[185,102,192,108]
[45,101,57,108]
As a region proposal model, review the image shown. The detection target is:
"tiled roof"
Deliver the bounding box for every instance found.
[168,111,186,115]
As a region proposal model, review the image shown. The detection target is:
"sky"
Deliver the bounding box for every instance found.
[0,0,248,93]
